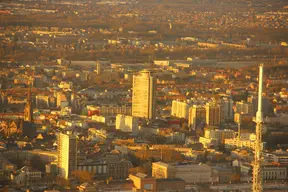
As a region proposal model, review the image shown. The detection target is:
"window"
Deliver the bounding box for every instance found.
[144,184,153,190]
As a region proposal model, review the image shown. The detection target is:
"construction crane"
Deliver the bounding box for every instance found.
[252,64,264,192]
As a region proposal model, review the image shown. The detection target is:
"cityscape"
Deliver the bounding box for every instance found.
[0,0,288,192]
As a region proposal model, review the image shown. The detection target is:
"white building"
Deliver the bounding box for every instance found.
[116,114,139,134]
[57,132,77,179]
[171,100,191,119]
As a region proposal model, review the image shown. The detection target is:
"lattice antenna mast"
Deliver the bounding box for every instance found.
[252,64,264,192]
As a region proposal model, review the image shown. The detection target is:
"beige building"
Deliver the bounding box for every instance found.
[205,103,221,126]
[132,70,156,119]
[129,173,156,192]
[188,105,206,129]
[116,114,139,134]
[204,129,235,142]
[225,138,256,150]
[171,100,191,119]
[57,132,77,179]
[87,105,132,116]
[152,162,211,183]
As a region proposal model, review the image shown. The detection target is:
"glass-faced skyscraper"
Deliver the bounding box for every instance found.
[132,70,156,120]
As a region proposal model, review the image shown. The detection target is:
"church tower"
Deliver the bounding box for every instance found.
[24,83,33,123]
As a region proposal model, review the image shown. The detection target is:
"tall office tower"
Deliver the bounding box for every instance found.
[221,97,234,122]
[132,70,156,119]
[57,132,77,179]
[205,103,221,126]
[252,64,264,192]
[188,105,206,130]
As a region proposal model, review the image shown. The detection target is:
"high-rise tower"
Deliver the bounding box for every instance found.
[252,64,264,192]
[188,105,206,130]
[57,132,77,179]
[205,103,221,126]
[132,70,156,119]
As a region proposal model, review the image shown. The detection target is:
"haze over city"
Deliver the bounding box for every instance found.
[0,0,288,192]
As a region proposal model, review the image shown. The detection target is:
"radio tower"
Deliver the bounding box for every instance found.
[252,64,264,192]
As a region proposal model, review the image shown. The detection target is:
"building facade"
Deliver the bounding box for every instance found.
[132,70,156,119]
[235,101,253,115]
[221,97,234,122]
[205,104,221,126]
[171,100,191,119]
[57,132,77,179]
[116,114,139,134]
[188,105,206,130]
[152,162,211,183]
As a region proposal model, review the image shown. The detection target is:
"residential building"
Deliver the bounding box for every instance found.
[225,138,256,150]
[171,100,191,119]
[132,70,156,119]
[116,114,139,134]
[87,105,132,116]
[205,103,221,126]
[220,97,234,122]
[204,129,235,143]
[57,132,77,179]
[234,113,253,124]
[248,96,270,117]
[78,154,132,180]
[129,173,157,192]
[235,101,253,115]
[188,105,206,130]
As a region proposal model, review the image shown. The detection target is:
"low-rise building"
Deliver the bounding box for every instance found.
[152,162,211,183]
[129,173,156,192]
[11,166,42,186]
